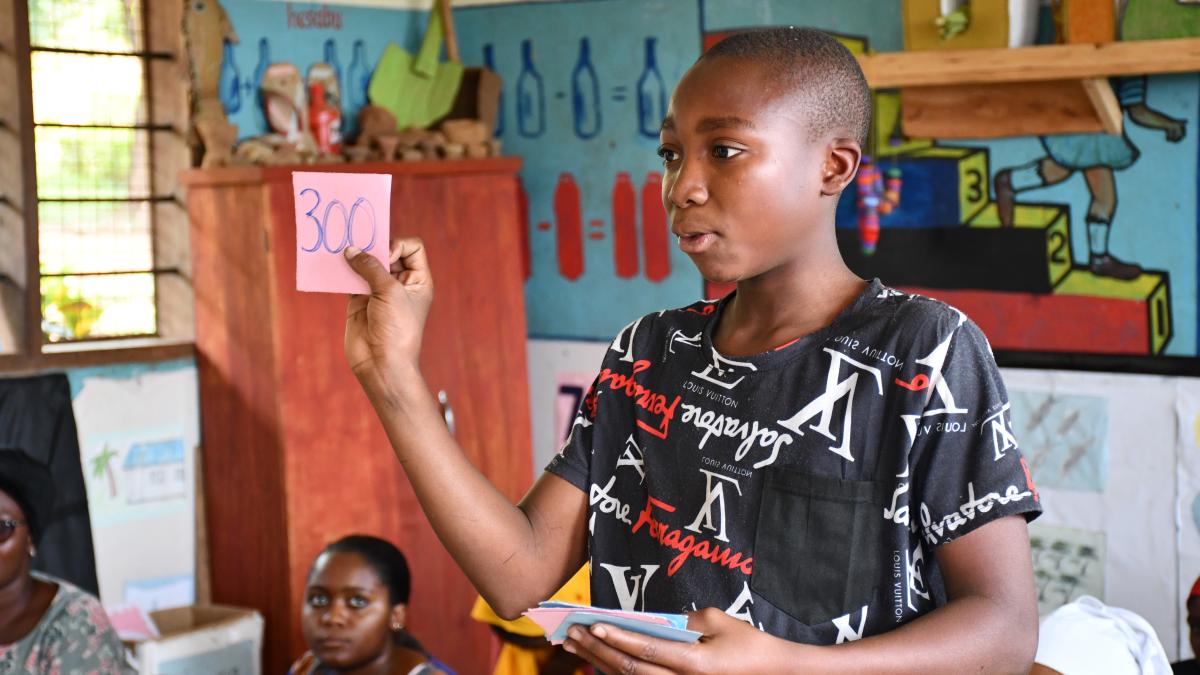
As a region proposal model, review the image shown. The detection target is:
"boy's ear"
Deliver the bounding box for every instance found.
[820,138,862,197]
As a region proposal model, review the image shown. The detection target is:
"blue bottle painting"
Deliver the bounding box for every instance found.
[517,39,546,138]
[637,37,666,139]
[572,38,601,139]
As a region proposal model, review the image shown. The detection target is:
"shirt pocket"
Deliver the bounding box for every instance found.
[751,466,885,626]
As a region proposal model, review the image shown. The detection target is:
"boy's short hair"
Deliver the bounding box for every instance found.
[703,26,872,148]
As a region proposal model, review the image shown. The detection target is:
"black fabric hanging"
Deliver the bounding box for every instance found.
[0,373,99,594]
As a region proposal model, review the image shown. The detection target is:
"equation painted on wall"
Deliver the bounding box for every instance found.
[293,171,391,294]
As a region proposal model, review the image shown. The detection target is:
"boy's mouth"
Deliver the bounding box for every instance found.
[676,232,715,254]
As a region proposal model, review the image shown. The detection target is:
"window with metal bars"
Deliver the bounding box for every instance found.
[27,0,176,345]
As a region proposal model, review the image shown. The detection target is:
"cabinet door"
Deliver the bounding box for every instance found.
[390,171,534,675]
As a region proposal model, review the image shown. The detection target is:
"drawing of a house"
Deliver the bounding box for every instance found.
[123,439,187,504]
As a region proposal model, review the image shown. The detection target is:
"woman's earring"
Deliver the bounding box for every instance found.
[27,543,35,558]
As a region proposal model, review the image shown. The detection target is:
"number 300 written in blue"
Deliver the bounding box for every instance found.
[298,188,378,253]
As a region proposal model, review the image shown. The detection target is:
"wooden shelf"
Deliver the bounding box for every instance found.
[855,38,1200,139]
[179,156,522,188]
[858,38,1200,87]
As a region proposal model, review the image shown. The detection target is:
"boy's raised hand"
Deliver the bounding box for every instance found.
[343,237,434,388]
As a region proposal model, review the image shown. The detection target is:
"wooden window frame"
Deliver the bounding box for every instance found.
[0,0,194,372]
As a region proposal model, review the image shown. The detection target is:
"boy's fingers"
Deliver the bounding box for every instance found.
[388,237,432,287]
[344,246,395,294]
[565,636,673,675]
[389,237,427,268]
[567,625,689,674]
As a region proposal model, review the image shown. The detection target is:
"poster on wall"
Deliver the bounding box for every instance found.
[70,362,201,611]
[1002,367,1180,657]
[452,0,1200,369]
[527,339,609,477]
[1029,522,1107,617]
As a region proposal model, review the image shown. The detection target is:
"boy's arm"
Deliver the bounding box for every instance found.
[564,515,1038,675]
[344,242,589,619]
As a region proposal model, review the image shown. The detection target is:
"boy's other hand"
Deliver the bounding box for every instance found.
[563,607,792,674]
[343,237,434,388]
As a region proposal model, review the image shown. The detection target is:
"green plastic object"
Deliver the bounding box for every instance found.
[1121,0,1200,40]
[367,7,463,129]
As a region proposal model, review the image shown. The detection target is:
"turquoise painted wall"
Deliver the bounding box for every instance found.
[452,0,1200,361]
[218,1,423,139]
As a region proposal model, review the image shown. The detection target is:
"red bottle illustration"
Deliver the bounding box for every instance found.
[641,172,670,282]
[612,172,638,278]
[517,178,531,280]
[308,82,342,154]
[555,172,584,281]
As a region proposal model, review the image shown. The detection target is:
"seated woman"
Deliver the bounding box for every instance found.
[0,448,127,673]
[291,535,452,675]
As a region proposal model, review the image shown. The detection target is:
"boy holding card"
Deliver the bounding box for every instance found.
[343,27,1041,673]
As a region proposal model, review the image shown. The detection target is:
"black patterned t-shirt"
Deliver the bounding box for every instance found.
[545,279,1042,646]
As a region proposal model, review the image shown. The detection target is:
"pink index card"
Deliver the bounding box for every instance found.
[293,171,392,294]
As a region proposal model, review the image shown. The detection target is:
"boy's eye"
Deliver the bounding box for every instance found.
[712,145,743,159]
[348,595,369,609]
[307,593,329,608]
[656,146,678,164]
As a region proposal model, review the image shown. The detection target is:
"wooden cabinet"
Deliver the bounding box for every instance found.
[182,158,532,674]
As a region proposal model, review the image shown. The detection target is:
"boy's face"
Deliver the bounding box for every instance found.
[659,56,855,284]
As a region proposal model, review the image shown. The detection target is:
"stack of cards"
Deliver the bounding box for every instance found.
[523,601,702,644]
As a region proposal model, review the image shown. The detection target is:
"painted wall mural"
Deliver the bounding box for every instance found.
[450,0,1200,365]
[68,359,201,612]
[219,1,421,140]
[455,0,703,339]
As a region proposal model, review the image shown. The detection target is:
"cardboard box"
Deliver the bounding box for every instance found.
[126,605,263,675]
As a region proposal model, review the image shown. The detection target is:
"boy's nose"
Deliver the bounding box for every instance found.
[667,162,708,208]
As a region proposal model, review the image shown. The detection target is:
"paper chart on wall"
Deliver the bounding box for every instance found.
[73,366,200,610]
[1001,367,1180,657]
[1029,522,1106,616]
[1009,389,1109,492]
[1176,378,1200,659]
[555,371,597,445]
[527,340,609,480]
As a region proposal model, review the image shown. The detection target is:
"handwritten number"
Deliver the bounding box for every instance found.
[299,188,323,252]
[322,199,351,253]
[349,197,377,252]
[298,189,377,253]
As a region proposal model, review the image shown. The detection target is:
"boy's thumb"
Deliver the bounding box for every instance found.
[344,246,392,292]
